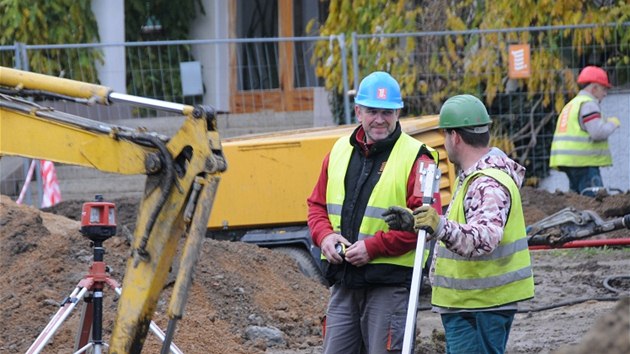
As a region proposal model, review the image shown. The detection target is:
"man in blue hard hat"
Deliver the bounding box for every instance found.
[307,71,442,354]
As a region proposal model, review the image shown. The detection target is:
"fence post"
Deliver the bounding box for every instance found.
[13,42,22,69]
[14,42,29,70]
[337,34,351,125]
[14,42,43,207]
[351,32,359,92]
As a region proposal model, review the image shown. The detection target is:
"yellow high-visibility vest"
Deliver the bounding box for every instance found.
[432,168,535,309]
[550,94,612,168]
[325,133,436,266]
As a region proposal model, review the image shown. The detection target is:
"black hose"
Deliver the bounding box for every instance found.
[516,296,621,313]
[515,275,629,313]
[130,134,176,263]
[417,297,621,313]
[417,276,630,313]
[603,275,630,294]
[0,87,91,103]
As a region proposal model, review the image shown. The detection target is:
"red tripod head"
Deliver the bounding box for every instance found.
[80,195,117,242]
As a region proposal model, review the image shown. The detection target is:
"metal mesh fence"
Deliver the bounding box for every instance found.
[1,23,629,200]
[0,37,330,203]
[352,23,630,180]
[0,37,327,120]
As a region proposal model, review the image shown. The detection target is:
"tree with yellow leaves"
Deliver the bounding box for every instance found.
[311,0,630,180]
[436,0,630,182]
[435,0,630,113]
[308,0,422,122]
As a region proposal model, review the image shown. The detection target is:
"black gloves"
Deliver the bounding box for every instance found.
[382,206,415,233]
[383,205,442,236]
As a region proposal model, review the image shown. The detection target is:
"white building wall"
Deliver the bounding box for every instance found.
[91,0,126,93]
[188,0,231,112]
[539,92,630,193]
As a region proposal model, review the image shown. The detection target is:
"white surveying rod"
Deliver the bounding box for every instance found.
[402,159,440,354]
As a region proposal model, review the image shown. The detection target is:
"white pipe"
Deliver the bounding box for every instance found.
[16,159,37,204]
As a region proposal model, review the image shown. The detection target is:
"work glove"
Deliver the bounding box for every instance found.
[382,206,415,233]
[412,205,442,236]
[608,116,621,128]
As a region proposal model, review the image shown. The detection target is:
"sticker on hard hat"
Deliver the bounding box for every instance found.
[377,88,387,99]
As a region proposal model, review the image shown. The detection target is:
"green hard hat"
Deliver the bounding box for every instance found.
[439,94,492,129]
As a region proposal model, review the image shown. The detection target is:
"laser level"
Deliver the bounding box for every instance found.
[80,194,117,242]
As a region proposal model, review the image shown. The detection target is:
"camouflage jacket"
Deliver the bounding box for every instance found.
[429,147,526,282]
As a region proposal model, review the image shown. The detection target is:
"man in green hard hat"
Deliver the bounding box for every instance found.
[383,94,535,354]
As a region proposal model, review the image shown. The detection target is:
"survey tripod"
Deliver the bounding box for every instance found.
[26,197,183,354]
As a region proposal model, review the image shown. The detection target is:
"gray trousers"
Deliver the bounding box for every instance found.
[323,284,409,354]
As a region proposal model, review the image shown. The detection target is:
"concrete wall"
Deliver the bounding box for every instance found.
[189,0,231,112]
[92,0,228,102]
[539,92,630,193]
[111,111,315,138]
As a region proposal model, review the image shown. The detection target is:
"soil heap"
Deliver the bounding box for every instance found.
[1,187,629,353]
[0,196,327,353]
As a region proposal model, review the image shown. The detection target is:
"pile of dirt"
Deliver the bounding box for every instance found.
[0,196,327,353]
[553,297,630,354]
[1,187,629,353]
[519,186,630,227]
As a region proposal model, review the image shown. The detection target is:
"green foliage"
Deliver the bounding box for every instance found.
[124,0,205,109]
[605,3,630,84]
[0,0,101,79]
[124,0,204,41]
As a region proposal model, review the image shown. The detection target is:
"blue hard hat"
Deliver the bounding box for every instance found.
[354,71,404,109]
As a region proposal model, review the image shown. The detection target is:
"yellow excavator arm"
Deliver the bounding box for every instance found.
[0,66,226,352]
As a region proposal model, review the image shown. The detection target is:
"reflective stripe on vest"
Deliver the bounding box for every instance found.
[432,168,535,309]
[549,94,612,167]
[325,133,436,266]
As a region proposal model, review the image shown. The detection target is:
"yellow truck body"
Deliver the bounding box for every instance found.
[209,116,454,230]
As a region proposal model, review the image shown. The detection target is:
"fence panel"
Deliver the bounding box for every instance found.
[0,36,347,204]
[0,37,341,121]
[2,23,628,197]
[351,23,630,180]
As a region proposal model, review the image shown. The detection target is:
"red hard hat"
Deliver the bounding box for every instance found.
[577,66,611,88]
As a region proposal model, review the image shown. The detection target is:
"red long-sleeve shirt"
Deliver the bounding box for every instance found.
[307,133,442,260]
